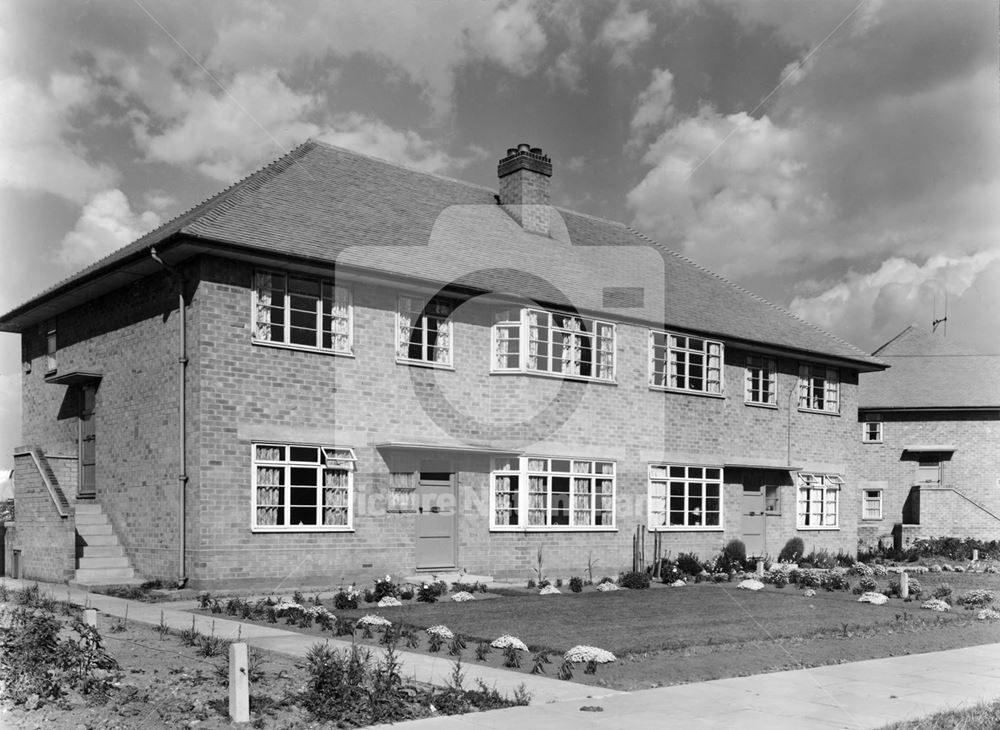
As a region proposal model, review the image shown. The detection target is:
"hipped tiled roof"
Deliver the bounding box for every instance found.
[861,326,1000,408]
[1,140,882,367]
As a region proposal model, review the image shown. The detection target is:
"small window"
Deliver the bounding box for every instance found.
[45,324,57,374]
[397,295,454,366]
[862,421,883,443]
[797,472,841,529]
[764,485,781,514]
[862,489,883,520]
[648,464,724,531]
[745,354,776,405]
[798,364,839,413]
[388,472,416,513]
[253,443,354,531]
[650,331,724,395]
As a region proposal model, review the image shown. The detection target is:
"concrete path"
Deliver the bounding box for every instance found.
[6,579,1000,728]
[0,578,613,705]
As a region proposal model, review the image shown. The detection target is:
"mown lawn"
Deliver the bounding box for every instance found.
[335,581,984,654]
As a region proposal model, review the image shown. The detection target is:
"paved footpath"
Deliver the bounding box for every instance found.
[6,579,1000,728]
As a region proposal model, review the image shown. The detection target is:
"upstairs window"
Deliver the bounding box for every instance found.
[45,323,57,374]
[797,472,842,529]
[650,331,723,394]
[254,271,352,354]
[253,444,355,531]
[648,464,724,530]
[862,421,883,443]
[491,457,615,530]
[798,364,839,413]
[745,354,776,405]
[492,308,615,382]
[397,295,453,366]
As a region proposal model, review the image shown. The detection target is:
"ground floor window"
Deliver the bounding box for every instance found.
[797,472,842,529]
[253,444,355,531]
[648,464,723,530]
[491,457,615,530]
[862,488,883,520]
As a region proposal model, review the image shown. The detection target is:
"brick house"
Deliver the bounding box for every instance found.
[857,326,1000,549]
[1,141,885,589]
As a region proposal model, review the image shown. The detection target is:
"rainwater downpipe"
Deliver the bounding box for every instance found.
[150,246,188,588]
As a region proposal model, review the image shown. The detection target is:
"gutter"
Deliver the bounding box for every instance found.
[150,246,189,589]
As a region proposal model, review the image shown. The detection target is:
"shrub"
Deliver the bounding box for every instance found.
[820,572,850,592]
[659,558,683,584]
[598,576,615,585]
[451,581,486,594]
[334,588,359,610]
[417,582,445,603]
[859,576,877,593]
[676,553,703,576]
[933,583,954,603]
[722,539,748,569]
[618,571,651,589]
[371,577,400,603]
[569,577,583,593]
[762,568,788,588]
[802,549,836,569]
[957,589,995,609]
[888,576,923,599]
[778,537,805,564]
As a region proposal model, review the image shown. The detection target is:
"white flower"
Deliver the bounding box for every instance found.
[274,600,303,613]
[426,625,454,639]
[357,614,392,628]
[564,645,616,664]
[803,589,817,597]
[858,592,889,605]
[921,599,950,612]
[670,579,686,587]
[385,575,392,582]
[976,609,1000,621]
[305,605,333,618]
[596,582,620,592]
[377,596,402,608]
[539,585,561,595]
[737,579,765,591]
[450,591,475,602]
[491,635,528,651]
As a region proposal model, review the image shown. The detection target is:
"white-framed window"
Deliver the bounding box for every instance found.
[491,456,615,530]
[492,308,615,382]
[252,443,355,531]
[397,295,453,366]
[862,489,883,520]
[796,472,842,529]
[648,464,724,531]
[45,323,57,374]
[764,484,781,514]
[745,354,776,405]
[798,364,839,413]
[253,270,352,354]
[650,331,723,395]
[862,421,883,443]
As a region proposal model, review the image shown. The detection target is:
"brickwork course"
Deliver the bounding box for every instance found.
[1,141,888,589]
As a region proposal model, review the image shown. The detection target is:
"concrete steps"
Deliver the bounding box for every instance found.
[74,501,139,586]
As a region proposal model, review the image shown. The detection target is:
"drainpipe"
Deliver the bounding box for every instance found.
[151,247,189,588]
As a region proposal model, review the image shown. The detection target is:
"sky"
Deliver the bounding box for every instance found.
[0,0,998,466]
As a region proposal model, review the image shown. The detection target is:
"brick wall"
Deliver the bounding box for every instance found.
[188,256,859,587]
[856,409,1000,543]
[10,451,75,582]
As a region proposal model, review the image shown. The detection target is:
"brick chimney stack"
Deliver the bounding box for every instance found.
[498,143,552,235]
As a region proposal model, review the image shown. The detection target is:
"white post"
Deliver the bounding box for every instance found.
[899,571,909,599]
[756,560,764,578]
[972,549,979,562]
[229,642,250,723]
[84,609,98,628]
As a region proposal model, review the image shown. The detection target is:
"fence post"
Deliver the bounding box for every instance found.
[83,608,97,628]
[229,642,250,723]
[899,571,909,599]
[972,549,979,562]
[756,560,764,578]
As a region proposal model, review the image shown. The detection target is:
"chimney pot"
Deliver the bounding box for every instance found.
[530,147,542,155]
[517,142,531,152]
[507,147,517,156]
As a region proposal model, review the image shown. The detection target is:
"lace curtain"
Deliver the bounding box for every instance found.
[435,318,450,363]
[561,317,582,375]
[254,272,274,340]
[329,287,351,351]
[572,478,591,525]
[256,466,281,526]
[494,474,518,525]
[528,475,547,525]
[323,469,349,525]
[597,323,614,379]
[527,311,539,370]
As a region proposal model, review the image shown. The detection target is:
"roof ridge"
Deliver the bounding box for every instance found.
[308,138,497,195]
[872,324,917,355]
[555,206,631,229]
[625,225,883,365]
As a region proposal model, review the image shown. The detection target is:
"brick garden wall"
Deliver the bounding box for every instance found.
[10,451,75,582]
[856,409,1000,544]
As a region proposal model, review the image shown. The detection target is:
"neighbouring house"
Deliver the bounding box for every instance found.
[0,141,886,589]
[857,326,1000,549]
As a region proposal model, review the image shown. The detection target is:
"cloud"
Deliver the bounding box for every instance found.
[0,372,21,467]
[629,67,675,143]
[0,74,116,203]
[58,189,161,268]
[598,1,654,66]
[789,251,1000,353]
[477,0,547,74]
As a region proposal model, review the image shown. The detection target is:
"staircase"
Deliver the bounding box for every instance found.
[73,501,143,587]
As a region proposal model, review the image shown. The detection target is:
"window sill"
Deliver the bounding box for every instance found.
[797,408,841,417]
[862,440,883,445]
[796,526,840,531]
[648,526,724,532]
[861,517,883,522]
[650,386,725,399]
[396,358,455,371]
[252,526,355,533]
[489,526,617,533]
[252,339,354,358]
[489,369,617,385]
[745,401,778,409]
